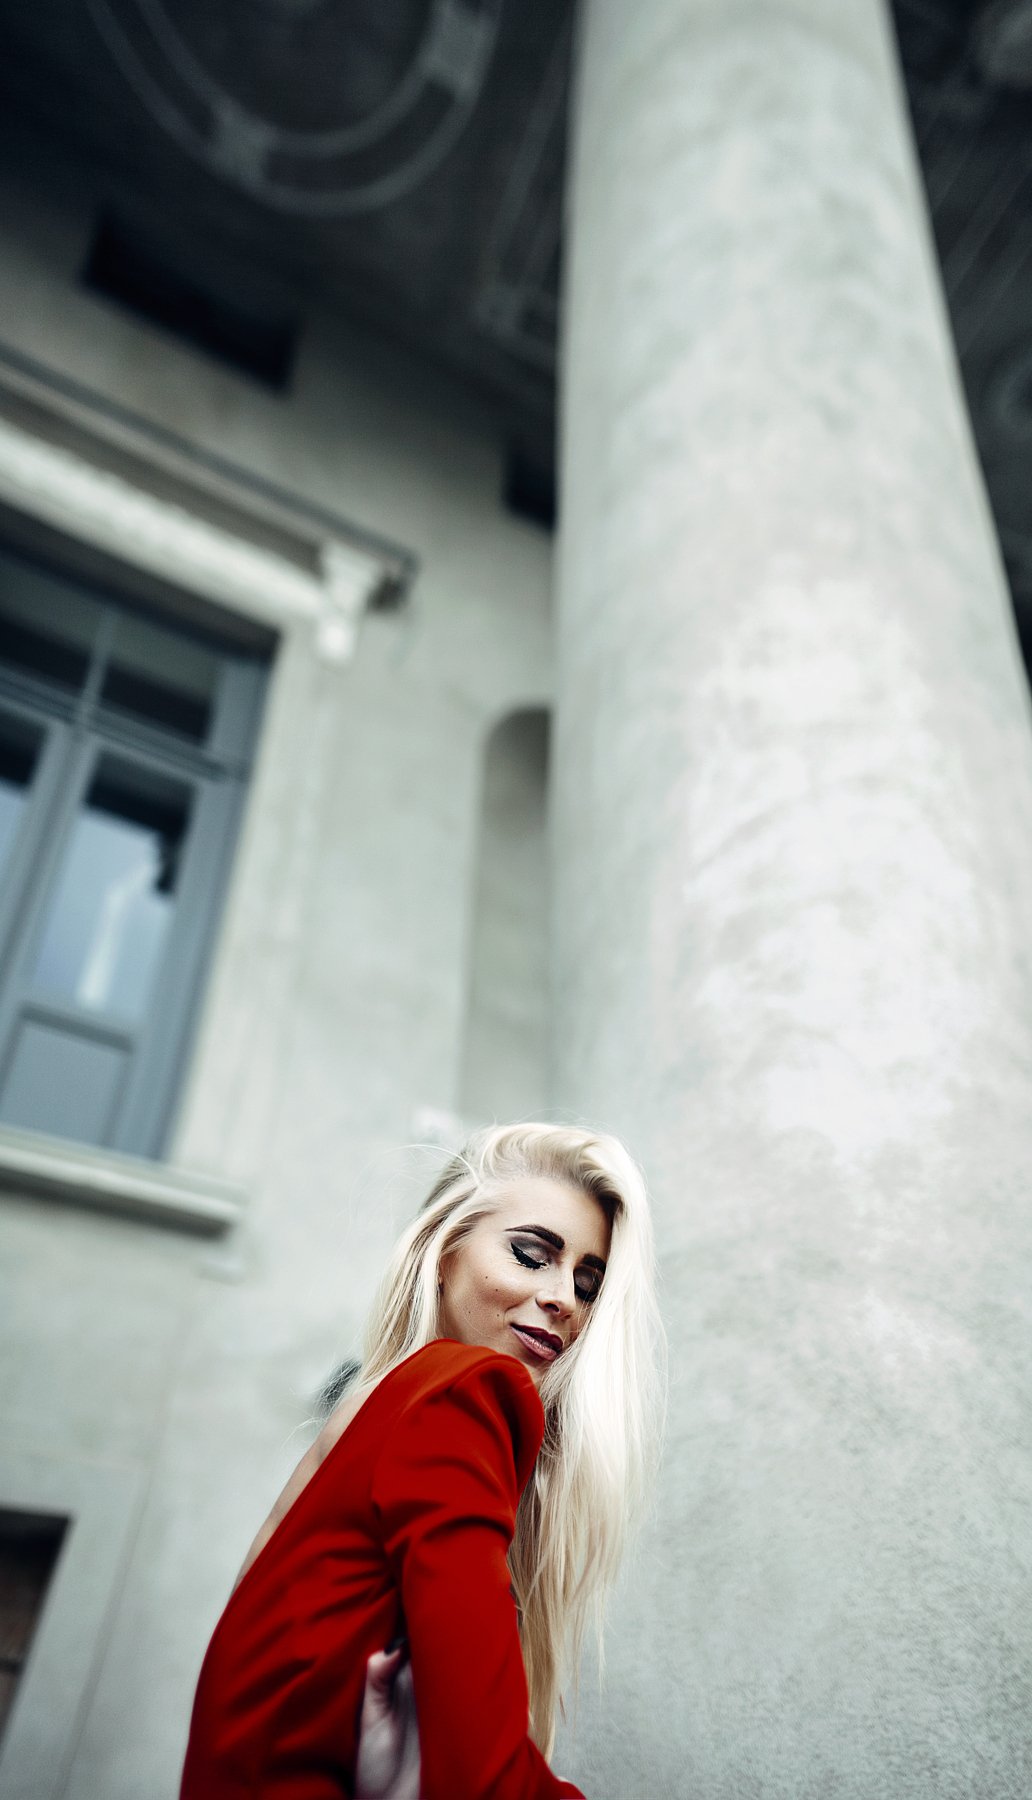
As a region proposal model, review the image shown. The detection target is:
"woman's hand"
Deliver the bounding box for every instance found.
[355,1643,422,1800]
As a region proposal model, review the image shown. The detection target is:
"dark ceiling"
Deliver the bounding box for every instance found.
[0,0,569,472]
[0,0,1029,591]
[896,0,1032,641]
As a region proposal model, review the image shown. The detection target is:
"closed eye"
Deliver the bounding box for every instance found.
[512,1242,546,1272]
[513,1240,602,1305]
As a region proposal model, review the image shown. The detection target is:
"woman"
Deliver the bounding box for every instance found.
[180,1122,665,1798]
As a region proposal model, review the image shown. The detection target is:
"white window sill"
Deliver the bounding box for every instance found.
[0,1125,244,1234]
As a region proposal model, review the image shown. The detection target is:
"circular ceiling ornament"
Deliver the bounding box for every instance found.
[252,0,329,18]
[973,0,1032,89]
[988,343,1032,443]
[87,0,502,216]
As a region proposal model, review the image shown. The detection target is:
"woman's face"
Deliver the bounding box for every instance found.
[436,1175,611,1384]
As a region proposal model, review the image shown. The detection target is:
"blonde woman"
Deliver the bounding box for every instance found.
[180,1122,665,1799]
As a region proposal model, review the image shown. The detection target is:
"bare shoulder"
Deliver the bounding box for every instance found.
[314,1382,374,1460]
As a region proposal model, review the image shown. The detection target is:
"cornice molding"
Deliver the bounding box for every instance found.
[0,344,414,662]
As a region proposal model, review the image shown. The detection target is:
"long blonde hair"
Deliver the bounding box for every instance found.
[352,1122,665,1754]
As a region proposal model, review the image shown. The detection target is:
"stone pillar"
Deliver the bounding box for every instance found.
[552,2,1032,1794]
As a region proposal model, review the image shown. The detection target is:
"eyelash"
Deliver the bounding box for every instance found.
[512,1242,545,1272]
[511,1242,601,1304]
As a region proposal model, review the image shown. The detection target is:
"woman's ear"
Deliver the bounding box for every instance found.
[437,1237,464,1295]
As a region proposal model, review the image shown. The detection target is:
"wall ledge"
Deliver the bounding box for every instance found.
[0,338,416,663]
[0,1125,244,1234]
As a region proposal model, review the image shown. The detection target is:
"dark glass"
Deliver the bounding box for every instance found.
[0,714,42,877]
[0,583,99,694]
[99,611,218,743]
[0,1510,67,1747]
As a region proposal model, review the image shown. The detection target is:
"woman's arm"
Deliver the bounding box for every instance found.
[371,1358,586,1800]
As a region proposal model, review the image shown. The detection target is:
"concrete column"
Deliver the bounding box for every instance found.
[552,2,1032,1794]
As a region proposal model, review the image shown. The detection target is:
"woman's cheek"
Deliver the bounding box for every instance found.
[486,1268,519,1309]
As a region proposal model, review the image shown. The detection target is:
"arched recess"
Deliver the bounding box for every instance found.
[459,706,550,1123]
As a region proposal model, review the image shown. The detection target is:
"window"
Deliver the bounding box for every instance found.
[0,1510,67,1747]
[0,543,269,1158]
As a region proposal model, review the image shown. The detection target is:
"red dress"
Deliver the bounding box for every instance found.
[179,1339,585,1799]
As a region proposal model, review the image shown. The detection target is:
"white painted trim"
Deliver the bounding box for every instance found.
[0,1124,242,1233]
[0,1451,145,1800]
[0,413,393,662]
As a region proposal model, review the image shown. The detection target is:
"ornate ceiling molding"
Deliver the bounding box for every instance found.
[87,0,502,215]
[987,343,1032,444]
[974,0,1032,88]
[472,14,569,376]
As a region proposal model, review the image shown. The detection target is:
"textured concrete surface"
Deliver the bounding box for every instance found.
[553,1,1032,1795]
[0,147,555,1798]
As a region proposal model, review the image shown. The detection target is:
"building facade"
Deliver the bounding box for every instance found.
[0,118,557,1800]
[2,1,1032,1797]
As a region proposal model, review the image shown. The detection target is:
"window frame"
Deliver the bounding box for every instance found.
[0,553,269,1158]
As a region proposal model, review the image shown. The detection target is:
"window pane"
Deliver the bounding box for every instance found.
[1,1019,129,1144]
[0,1510,67,1748]
[100,612,219,743]
[0,713,43,877]
[31,759,192,1022]
[0,552,100,693]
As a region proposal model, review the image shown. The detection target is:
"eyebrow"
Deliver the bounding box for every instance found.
[512,1223,608,1274]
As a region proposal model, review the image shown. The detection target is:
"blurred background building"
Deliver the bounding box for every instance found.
[1,2,1032,1796]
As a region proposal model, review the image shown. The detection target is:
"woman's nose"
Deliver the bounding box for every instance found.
[537,1266,575,1316]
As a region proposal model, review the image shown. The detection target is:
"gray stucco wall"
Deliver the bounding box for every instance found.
[0,146,554,1800]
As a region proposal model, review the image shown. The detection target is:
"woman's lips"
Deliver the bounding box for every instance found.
[510,1324,563,1362]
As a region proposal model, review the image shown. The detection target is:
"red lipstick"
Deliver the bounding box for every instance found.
[510,1324,563,1362]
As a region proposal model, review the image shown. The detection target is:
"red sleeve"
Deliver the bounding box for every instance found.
[370,1354,587,1800]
